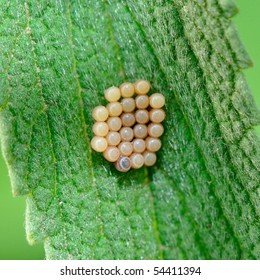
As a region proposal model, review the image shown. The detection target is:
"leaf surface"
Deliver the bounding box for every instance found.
[0,0,259,259]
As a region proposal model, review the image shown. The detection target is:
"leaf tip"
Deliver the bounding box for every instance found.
[219,0,239,18]
[27,233,37,246]
[225,24,253,69]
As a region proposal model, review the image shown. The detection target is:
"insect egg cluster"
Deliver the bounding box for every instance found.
[91,80,165,172]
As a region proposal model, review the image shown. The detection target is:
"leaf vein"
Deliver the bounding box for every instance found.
[124,0,251,258]
[67,0,115,258]
[24,0,69,256]
[178,1,258,215]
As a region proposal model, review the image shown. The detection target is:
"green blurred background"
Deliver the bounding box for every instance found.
[0,0,259,260]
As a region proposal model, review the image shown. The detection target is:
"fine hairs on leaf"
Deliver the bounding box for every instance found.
[0,0,259,259]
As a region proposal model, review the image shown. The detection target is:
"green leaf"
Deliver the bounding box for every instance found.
[0,0,259,260]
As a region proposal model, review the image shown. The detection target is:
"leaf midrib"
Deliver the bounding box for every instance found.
[66,0,121,258]
[66,0,164,259]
